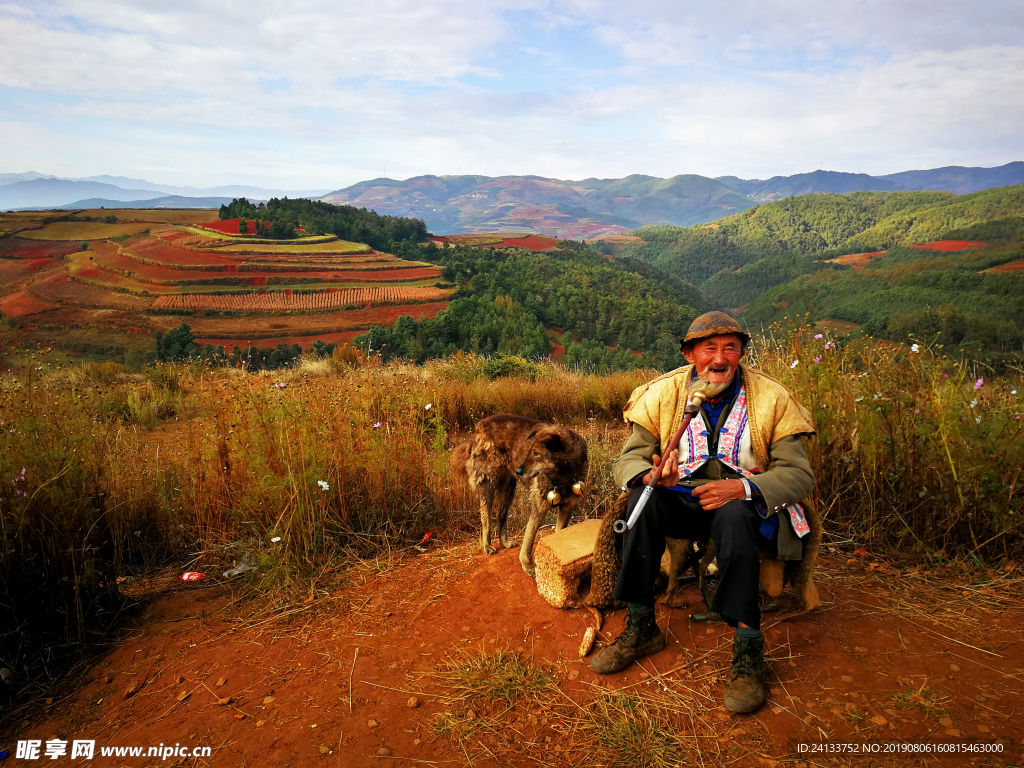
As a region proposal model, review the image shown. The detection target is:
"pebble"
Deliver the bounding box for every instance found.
[367,720,378,728]
[841,676,854,683]
[124,682,140,700]
[376,747,393,757]
[978,725,990,733]
[853,647,868,653]
[216,677,227,687]
[870,715,887,726]
[104,674,114,683]
[945,728,961,738]
[949,664,960,673]
[176,691,190,702]
[318,746,329,754]
[263,696,275,705]
[407,697,420,709]
[217,697,231,706]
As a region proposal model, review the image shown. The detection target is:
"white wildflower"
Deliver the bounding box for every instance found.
[975,417,982,424]
[425,403,432,410]
[317,480,329,491]
[854,397,864,402]
[271,536,281,543]
[790,360,799,369]
[1012,390,1018,395]
[911,344,920,353]
[970,399,977,409]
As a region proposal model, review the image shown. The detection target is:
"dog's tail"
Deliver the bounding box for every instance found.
[449,437,475,483]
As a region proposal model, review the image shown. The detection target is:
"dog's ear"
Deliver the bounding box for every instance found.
[526,427,540,441]
[541,433,564,452]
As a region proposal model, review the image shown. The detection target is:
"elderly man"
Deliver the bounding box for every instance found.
[590,312,816,714]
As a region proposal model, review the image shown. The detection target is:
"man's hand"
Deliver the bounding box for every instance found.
[692,479,746,510]
[643,450,680,488]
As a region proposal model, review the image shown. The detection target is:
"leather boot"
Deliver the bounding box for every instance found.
[590,608,665,674]
[723,634,766,713]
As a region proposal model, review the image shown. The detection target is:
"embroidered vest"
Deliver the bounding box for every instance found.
[676,386,810,538]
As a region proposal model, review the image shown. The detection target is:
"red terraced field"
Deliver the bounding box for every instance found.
[0,237,79,259]
[32,272,151,310]
[198,218,305,236]
[0,289,57,317]
[152,286,450,311]
[195,330,364,350]
[124,236,237,268]
[827,251,886,271]
[981,259,1024,274]
[494,235,560,250]
[0,258,55,287]
[907,240,985,251]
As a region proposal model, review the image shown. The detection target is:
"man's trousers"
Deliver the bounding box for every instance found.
[611,485,767,629]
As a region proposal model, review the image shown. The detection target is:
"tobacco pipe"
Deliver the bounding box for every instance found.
[613,389,708,535]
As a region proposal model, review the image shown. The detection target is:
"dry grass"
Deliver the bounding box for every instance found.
[18,221,152,240]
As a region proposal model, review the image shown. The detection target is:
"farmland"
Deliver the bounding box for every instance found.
[0,212,451,363]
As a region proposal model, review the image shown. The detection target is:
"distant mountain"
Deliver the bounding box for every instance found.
[0,174,331,210]
[878,161,1024,194]
[0,179,165,210]
[30,195,237,210]
[319,173,753,235]
[715,170,903,200]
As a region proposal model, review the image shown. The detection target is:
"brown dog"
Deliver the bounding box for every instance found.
[450,414,589,577]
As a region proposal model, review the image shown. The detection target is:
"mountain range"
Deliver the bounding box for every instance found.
[2,162,1022,235]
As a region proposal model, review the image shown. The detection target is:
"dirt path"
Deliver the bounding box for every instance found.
[10,541,1024,767]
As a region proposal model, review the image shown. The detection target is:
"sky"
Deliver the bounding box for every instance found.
[1,0,1023,190]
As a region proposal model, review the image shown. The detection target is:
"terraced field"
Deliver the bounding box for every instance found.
[0,216,452,360]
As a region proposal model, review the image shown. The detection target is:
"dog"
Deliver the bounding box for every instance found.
[450,414,589,577]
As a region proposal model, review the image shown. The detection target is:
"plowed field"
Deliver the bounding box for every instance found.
[826,251,886,270]
[0,289,57,316]
[907,240,986,251]
[123,236,237,268]
[19,222,152,240]
[982,259,1024,274]
[0,237,80,259]
[212,240,371,255]
[32,272,151,310]
[0,258,55,288]
[77,209,221,225]
[153,286,450,311]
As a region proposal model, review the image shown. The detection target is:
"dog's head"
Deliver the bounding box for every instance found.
[515,425,588,495]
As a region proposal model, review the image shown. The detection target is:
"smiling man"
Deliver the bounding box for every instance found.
[590,312,817,714]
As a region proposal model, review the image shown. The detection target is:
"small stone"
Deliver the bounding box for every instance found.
[771,706,783,715]
[217,697,231,706]
[263,696,275,705]
[216,677,227,687]
[414,738,421,745]
[945,728,960,737]
[939,716,953,727]
[978,725,990,733]
[847,558,857,565]
[319,746,329,754]
[176,676,185,684]
[256,720,266,728]
[233,713,246,720]
[176,690,190,702]
[124,682,140,699]
[104,674,114,684]
[44,698,52,705]
[310,723,317,729]
[568,670,579,680]
[949,664,960,673]
[407,697,420,709]
[466,710,476,720]
[376,747,393,757]
[854,647,868,653]
[367,719,378,728]
[871,715,888,726]
[841,676,854,683]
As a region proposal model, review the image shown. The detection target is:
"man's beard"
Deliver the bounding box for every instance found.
[688,372,734,399]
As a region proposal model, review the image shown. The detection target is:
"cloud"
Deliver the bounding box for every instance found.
[0,0,1021,186]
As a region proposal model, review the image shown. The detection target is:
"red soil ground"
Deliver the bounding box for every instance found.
[125,236,238,268]
[0,258,55,288]
[907,241,986,251]
[14,544,1023,767]
[199,219,305,236]
[494,235,560,251]
[981,259,1024,274]
[32,272,151,311]
[827,251,886,271]
[194,330,364,349]
[0,289,58,316]
[0,237,79,259]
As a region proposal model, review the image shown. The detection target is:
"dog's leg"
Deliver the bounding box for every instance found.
[497,473,517,549]
[518,494,545,578]
[657,537,690,607]
[554,503,571,533]
[478,480,498,555]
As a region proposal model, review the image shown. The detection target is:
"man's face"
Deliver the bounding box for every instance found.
[683,334,744,386]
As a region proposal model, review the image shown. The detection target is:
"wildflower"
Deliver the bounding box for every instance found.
[271,536,281,543]
[425,403,432,410]
[970,399,977,409]
[825,341,834,351]
[814,356,822,365]
[873,393,881,400]
[975,417,981,424]
[975,378,984,390]
[317,480,329,491]
[1012,390,1018,396]
[942,373,949,379]
[911,344,920,353]
[372,421,383,429]
[814,334,823,340]
[854,397,864,402]
[790,360,799,369]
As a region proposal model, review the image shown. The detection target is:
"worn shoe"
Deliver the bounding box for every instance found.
[590,608,665,674]
[723,634,766,713]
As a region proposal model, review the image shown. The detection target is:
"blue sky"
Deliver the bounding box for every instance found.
[1,0,1022,189]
